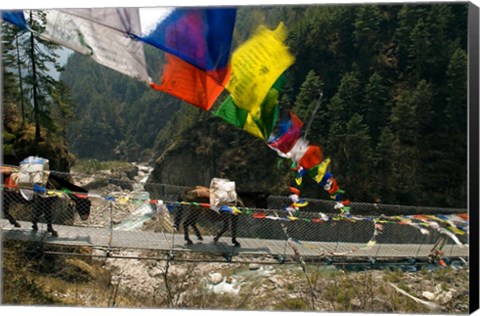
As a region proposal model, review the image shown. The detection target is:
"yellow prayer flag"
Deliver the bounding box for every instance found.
[313,158,331,183]
[226,23,294,116]
[243,113,265,139]
[232,207,242,215]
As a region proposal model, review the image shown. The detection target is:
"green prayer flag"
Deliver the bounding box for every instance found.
[213,96,249,128]
[214,74,286,139]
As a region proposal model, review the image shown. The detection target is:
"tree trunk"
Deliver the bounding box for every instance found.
[15,36,26,127]
[29,12,40,141]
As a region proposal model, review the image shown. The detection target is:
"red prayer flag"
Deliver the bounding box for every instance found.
[327,178,339,195]
[298,145,323,170]
[289,187,301,195]
[268,112,303,153]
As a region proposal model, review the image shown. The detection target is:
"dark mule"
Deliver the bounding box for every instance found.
[2,172,91,237]
[174,186,268,247]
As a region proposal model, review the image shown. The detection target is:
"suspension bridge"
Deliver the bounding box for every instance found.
[0,219,469,261]
[1,170,470,264]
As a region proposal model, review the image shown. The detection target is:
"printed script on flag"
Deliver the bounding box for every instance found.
[226,22,294,116]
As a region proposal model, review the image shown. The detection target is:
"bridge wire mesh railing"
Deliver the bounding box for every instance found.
[1,168,469,263]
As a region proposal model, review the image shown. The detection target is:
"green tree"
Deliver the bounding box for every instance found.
[331,72,362,120]
[424,4,454,85]
[411,80,436,202]
[413,80,434,138]
[362,72,391,143]
[393,5,429,75]
[292,70,325,140]
[373,127,396,203]
[390,90,418,204]
[16,11,69,141]
[326,104,346,174]
[293,70,322,122]
[407,19,431,84]
[353,5,384,75]
[441,48,468,206]
[2,21,28,126]
[343,113,374,201]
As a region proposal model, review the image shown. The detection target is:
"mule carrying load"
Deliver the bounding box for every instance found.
[2,156,91,237]
[174,178,244,247]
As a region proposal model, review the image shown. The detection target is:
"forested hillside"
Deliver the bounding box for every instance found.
[60,45,184,162]
[3,3,468,208]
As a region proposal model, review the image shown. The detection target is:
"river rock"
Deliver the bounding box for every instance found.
[209,272,223,285]
[268,275,286,288]
[422,291,436,301]
[249,263,261,270]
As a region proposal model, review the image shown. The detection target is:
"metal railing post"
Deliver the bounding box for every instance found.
[107,198,113,256]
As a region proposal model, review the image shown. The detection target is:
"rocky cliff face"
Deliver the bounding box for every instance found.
[148,116,291,195]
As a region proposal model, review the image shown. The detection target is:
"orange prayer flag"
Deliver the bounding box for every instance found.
[150,53,230,110]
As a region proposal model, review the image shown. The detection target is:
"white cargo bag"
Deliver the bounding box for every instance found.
[209,178,237,206]
[17,156,50,187]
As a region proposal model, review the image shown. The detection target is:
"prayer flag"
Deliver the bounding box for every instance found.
[214,75,285,138]
[137,8,235,76]
[308,158,331,183]
[150,53,230,110]
[298,145,323,170]
[136,8,236,107]
[1,11,27,30]
[28,9,151,84]
[226,23,294,115]
[214,96,264,138]
[268,112,303,153]
[269,138,309,161]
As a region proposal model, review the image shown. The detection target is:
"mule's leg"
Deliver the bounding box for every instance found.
[183,211,194,245]
[31,197,42,231]
[231,215,240,247]
[44,198,58,237]
[173,205,183,231]
[213,214,229,244]
[2,193,21,227]
[191,211,203,241]
[4,210,21,227]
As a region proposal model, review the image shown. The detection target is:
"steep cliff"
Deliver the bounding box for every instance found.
[149,114,291,194]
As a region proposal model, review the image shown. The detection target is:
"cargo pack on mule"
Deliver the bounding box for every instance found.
[174,178,269,247]
[2,156,91,237]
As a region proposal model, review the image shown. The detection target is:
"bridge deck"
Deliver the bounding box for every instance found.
[1,220,469,260]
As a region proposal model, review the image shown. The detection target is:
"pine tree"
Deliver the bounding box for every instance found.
[292,69,325,140]
[393,5,429,75]
[327,100,346,174]
[343,113,374,201]
[390,90,419,204]
[331,72,362,120]
[1,21,27,126]
[293,70,322,121]
[373,127,396,203]
[353,5,384,75]
[425,4,454,85]
[362,71,391,143]
[411,80,436,202]
[407,19,431,84]
[15,11,70,141]
[442,48,468,207]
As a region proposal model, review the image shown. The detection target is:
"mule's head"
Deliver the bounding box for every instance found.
[72,195,91,221]
[237,192,269,209]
